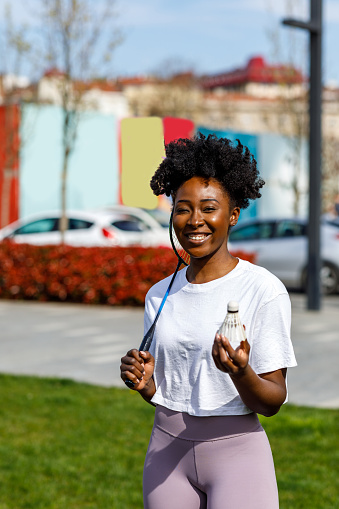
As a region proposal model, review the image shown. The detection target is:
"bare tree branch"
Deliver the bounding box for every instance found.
[5,0,122,241]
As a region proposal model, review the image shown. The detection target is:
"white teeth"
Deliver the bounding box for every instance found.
[188,234,207,240]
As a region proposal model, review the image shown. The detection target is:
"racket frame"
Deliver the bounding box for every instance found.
[125,211,189,388]
[139,210,189,351]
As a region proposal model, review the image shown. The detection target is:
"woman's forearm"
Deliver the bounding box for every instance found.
[230,366,287,417]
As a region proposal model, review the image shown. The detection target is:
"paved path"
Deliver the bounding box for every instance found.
[1,294,338,408]
[0,300,142,387]
[287,294,339,409]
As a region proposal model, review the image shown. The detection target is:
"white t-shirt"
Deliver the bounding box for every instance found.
[144,258,297,417]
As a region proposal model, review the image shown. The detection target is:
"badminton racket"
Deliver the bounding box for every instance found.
[124,210,190,388]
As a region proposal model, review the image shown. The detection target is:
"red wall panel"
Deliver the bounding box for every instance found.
[163,117,195,145]
[0,104,20,227]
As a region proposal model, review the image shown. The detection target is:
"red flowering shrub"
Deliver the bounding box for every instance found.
[0,242,256,306]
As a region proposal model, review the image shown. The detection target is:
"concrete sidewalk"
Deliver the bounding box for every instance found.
[0,294,338,408]
[288,293,339,408]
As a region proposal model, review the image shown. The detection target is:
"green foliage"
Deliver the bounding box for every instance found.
[0,374,338,508]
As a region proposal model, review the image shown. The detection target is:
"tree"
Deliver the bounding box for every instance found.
[265,1,339,216]
[14,0,121,242]
[37,0,122,242]
[322,136,339,213]
[264,0,309,216]
[127,72,203,121]
[126,57,205,123]
[276,86,308,216]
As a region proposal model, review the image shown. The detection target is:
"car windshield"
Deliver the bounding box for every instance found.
[12,218,59,235]
[143,209,170,228]
[275,220,306,238]
[325,219,339,229]
[230,222,274,241]
[68,218,94,230]
[111,215,149,232]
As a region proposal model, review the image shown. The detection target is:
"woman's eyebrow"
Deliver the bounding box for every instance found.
[176,198,220,204]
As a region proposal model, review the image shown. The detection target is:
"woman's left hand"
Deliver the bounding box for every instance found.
[212,332,250,376]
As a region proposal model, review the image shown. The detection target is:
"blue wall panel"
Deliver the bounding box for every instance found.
[197,127,259,222]
[20,104,119,218]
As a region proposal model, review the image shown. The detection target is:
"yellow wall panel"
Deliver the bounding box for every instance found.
[120,117,165,209]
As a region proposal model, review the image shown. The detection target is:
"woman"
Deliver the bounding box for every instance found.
[120,133,297,509]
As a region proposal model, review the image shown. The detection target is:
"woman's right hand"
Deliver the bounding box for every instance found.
[120,349,155,392]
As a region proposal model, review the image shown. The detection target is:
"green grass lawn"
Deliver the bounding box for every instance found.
[0,374,338,509]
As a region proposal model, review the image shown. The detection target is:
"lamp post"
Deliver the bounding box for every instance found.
[282,0,323,310]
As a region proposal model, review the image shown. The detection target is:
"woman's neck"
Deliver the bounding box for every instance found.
[186,252,239,284]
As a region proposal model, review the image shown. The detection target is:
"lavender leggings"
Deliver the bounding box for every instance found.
[143,406,279,509]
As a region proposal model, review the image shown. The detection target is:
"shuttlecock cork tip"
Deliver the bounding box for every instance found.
[227,300,239,312]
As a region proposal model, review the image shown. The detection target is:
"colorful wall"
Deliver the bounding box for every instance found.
[198,126,308,221]
[0,104,307,224]
[0,105,20,227]
[20,104,119,218]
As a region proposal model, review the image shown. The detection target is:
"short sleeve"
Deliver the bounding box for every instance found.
[144,293,156,336]
[250,293,297,374]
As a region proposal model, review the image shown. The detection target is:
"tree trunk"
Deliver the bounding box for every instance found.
[60,144,69,245]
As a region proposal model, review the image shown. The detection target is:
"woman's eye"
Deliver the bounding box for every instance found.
[175,208,189,214]
[203,207,216,212]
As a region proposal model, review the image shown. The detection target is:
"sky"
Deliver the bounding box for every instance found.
[1,0,339,85]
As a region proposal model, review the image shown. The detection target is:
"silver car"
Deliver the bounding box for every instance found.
[229,218,339,294]
[0,207,171,248]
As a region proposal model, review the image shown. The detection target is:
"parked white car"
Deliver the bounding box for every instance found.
[229,217,339,294]
[143,208,171,229]
[0,207,171,248]
[101,205,171,229]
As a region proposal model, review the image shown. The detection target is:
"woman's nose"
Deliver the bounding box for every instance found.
[188,210,204,227]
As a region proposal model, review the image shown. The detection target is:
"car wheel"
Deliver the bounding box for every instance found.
[302,262,339,295]
[320,263,339,295]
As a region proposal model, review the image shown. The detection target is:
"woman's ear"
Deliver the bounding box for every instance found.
[230,207,240,226]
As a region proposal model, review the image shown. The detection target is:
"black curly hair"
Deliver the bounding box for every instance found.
[150,132,264,209]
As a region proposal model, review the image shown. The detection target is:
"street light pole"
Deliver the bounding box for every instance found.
[282,0,323,311]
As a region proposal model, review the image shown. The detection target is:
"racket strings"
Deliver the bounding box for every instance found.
[170,219,190,267]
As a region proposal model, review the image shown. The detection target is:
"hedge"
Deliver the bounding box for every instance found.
[0,242,256,306]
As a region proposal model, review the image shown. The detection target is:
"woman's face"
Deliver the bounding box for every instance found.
[172,176,240,261]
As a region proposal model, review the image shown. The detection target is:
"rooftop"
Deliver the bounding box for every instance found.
[201,56,305,90]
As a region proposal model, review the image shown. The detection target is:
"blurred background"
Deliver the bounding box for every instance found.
[1,4,339,508]
[1,0,339,295]
[1,0,339,220]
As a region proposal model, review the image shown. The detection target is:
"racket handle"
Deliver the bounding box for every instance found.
[139,322,155,351]
[125,323,155,388]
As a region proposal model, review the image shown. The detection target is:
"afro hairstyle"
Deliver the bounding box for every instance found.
[150,132,265,209]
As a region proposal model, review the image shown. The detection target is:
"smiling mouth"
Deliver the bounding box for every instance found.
[185,233,211,241]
